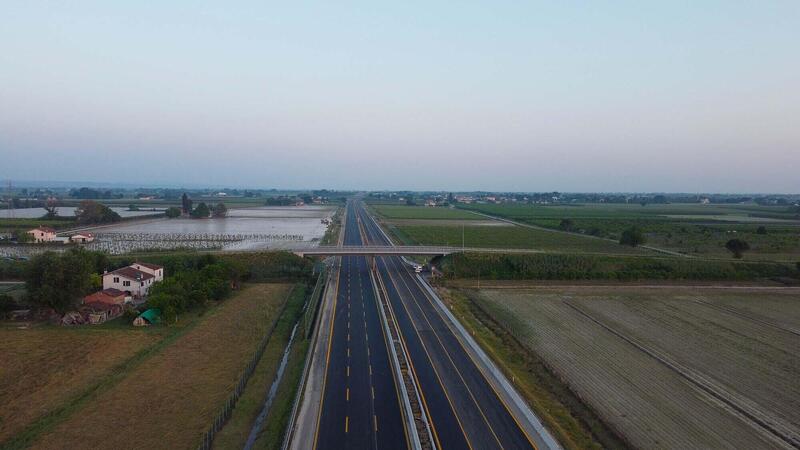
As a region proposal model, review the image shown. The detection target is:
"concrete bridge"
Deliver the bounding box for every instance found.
[290,245,547,257]
[291,245,461,257]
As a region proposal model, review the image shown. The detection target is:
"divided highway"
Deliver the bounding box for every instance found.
[307,200,556,449]
[314,201,408,449]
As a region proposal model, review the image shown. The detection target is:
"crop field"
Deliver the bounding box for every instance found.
[371,204,480,220]
[392,223,649,254]
[459,203,800,261]
[0,326,165,443]
[27,283,291,450]
[466,286,800,449]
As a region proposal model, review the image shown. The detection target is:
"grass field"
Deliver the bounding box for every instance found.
[392,224,649,254]
[0,218,75,232]
[462,285,800,449]
[371,204,480,220]
[0,327,165,443]
[459,203,800,261]
[213,284,307,449]
[26,283,291,450]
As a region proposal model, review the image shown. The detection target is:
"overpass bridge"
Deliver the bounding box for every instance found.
[292,245,460,257]
[290,245,546,257]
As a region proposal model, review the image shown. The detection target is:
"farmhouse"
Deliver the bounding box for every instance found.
[103,263,164,299]
[70,232,95,243]
[26,226,57,243]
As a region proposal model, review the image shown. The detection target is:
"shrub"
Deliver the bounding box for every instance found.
[725,239,750,259]
[619,226,646,247]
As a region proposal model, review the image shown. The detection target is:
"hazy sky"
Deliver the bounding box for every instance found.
[1,1,798,192]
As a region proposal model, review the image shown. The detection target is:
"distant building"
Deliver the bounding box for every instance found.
[70,232,95,243]
[103,263,164,299]
[83,302,124,324]
[27,226,57,243]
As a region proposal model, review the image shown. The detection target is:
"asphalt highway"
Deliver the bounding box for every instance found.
[315,200,539,449]
[315,201,408,450]
[356,202,537,450]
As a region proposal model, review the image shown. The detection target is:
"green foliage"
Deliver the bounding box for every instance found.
[756,226,767,235]
[24,248,106,312]
[14,230,34,243]
[0,258,27,280]
[165,207,182,218]
[439,252,798,281]
[558,218,574,231]
[212,202,228,218]
[181,193,193,215]
[191,202,211,218]
[75,200,122,225]
[619,226,646,247]
[128,204,140,211]
[725,239,751,258]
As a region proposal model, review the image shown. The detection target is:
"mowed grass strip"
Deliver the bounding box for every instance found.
[213,284,307,449]
[28,283,291,450]
[395,224,647,254]
[0,327,164,443]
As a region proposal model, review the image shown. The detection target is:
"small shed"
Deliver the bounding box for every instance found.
[133,308,161,327]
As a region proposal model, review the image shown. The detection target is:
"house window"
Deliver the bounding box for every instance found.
[140,282,144,287]
[113,277,120,283]
[123,280,131,287]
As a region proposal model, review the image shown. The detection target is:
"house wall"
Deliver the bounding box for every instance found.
[131,264,164,281]
[103,274,154,298]
[27,230,56,243]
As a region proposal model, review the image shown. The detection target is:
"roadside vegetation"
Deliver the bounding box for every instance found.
[437,252,799,282]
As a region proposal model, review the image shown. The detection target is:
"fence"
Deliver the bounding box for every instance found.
[197,285,296,450]
[303,267,326,338]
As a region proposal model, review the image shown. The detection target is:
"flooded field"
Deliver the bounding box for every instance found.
[2,207,163,219]
[0,206,335,256]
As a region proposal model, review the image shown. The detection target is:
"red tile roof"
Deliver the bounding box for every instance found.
[108,266,154,281]
[134,262,163,270]
[31,226,56,233]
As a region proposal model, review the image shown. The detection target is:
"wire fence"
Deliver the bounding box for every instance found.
[197,285,296,450]
[197,266,328,450]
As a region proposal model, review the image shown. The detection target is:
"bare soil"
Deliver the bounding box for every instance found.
[472,286,800,449]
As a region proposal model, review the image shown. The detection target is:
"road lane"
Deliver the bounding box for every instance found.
[315,201,408,450]
[356,201,538,450]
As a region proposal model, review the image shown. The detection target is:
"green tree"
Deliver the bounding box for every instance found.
[181,193,192,215]
[725,239,750,258]
[619,226,646,247]
[75,200,121,225]
[212,202,228,218]
[14,230,33,243]
[558,218,575,231]
[756,226,767,235]
[191,202,211,218]
[128,204,140,211]
[165,206,182,218]
[25,249,96,312]
[42,199,59,219]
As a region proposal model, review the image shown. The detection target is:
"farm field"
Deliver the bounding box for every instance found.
[371,204,480,220]
[459,202,800,261]
[462,285,800,449]
[26,283,291,450]
[0,326,165,443]
[391,223,649,255]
